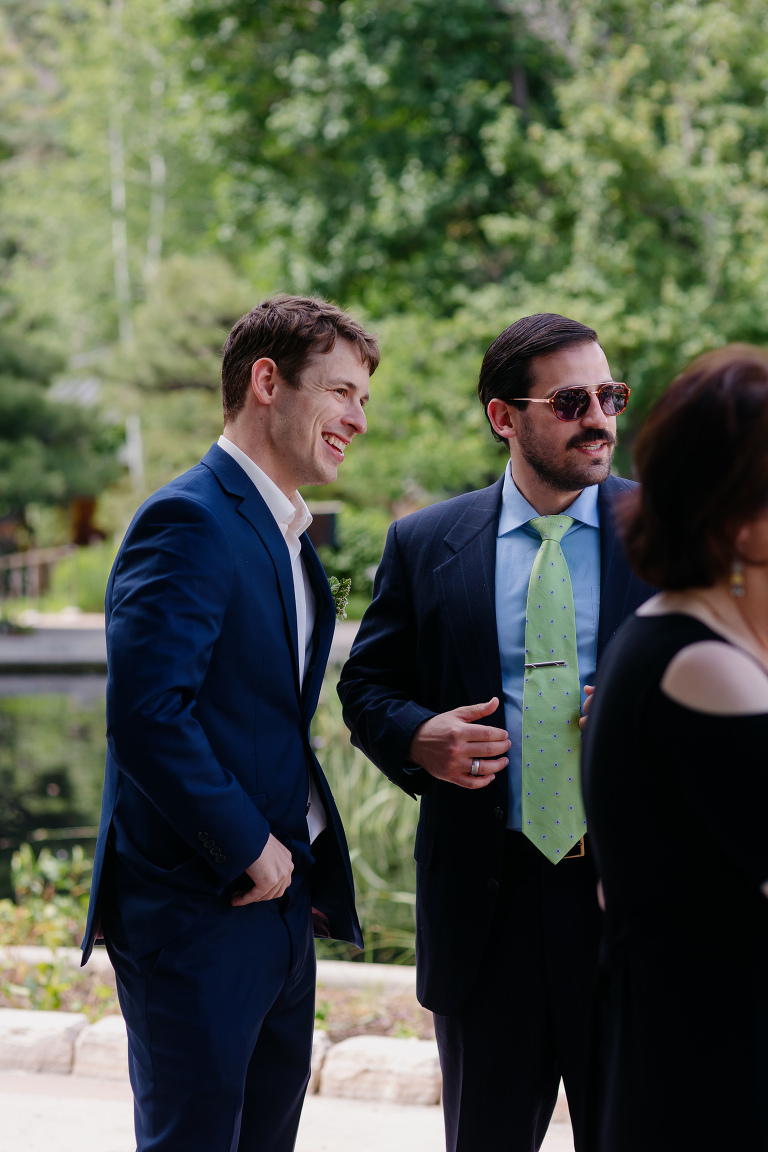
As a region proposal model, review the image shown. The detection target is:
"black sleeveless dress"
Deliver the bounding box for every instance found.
[582,613,768,1152]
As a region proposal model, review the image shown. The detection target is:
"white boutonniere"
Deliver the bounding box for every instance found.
[328,575,351,622]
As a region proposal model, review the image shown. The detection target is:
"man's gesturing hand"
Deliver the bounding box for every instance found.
[408,698,510,789]
[231,834,294,907]
[578,684,595,731]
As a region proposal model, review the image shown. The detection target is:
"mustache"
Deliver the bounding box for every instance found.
[566,430,617,450]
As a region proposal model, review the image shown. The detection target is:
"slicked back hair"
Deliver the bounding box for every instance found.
[221,294,379,420]
[478,313,598,442]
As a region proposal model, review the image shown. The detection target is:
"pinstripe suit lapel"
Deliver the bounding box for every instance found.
[434,478,505,713]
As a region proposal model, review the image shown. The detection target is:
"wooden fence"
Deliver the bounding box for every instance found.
[0,545,75,599]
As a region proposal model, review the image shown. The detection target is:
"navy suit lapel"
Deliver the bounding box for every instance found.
[434,477,505,712]
[201,444,301,695]
[300,536,335,718]
[597,475,637,659]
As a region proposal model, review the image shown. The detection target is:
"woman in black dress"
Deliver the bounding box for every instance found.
[582,345,768,1151]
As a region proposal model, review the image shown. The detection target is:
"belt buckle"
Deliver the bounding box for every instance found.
[564,836,585,859]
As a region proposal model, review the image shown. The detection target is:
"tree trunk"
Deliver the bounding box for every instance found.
[108,0,133,344]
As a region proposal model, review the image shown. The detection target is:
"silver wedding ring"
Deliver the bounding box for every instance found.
[470,758,481,776]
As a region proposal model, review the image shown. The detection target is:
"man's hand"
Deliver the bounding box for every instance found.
[408,698,510,789]
[231,834,294,907]
[578,684,595,731]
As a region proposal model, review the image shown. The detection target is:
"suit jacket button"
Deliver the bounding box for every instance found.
[209,846,219,856]
[487,878,499,892]
[198,832,209,841]
[493,807,504,821]
[216,855,226,864]
[203,839,215,849]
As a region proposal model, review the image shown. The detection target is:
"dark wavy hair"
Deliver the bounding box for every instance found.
[621,344,768,589]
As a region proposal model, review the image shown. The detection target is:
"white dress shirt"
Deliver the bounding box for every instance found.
[218,435,327,842]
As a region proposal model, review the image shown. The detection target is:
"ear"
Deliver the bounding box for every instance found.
[735,522,751,554]
[250,357,280,407]
[487,398,522,442]
[734,517,768,566]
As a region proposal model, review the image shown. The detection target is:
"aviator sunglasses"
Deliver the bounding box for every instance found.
[512,382,631,422]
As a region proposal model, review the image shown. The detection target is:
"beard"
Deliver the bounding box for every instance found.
[517,415,616,492]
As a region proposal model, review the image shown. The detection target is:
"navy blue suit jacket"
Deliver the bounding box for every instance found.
[338,473,653,1014]
[82,444,362,963]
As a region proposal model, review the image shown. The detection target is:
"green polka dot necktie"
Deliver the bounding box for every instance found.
[522,516,587,864]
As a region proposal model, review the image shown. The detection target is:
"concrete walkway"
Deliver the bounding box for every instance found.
[0,1070,574,1152]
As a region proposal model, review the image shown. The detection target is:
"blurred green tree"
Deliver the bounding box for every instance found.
[0,331,121,523]
[475,0,768,426]
[99,254,253,505]
[5,0,768,533]
[185,0,768,456]
[182,0,564,313]
[0,0,227,354]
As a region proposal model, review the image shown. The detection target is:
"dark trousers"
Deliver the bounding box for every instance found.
[434,832,602,1152]
[103,868,316,1152]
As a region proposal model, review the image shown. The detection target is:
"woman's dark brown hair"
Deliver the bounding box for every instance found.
[622,344,768,589]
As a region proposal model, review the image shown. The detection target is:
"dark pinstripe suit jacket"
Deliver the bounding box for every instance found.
[338,473,653,1014]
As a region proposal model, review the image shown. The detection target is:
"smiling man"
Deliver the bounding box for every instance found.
[339,313,654,1152]
[82,296,377,1152]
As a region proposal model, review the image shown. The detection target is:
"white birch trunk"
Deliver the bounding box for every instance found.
[108,0,133,344]
[143,72,166,283]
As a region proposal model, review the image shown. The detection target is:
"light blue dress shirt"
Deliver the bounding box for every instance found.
[495,465,600,831]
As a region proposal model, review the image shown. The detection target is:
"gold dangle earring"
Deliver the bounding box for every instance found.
[730,558,745,598]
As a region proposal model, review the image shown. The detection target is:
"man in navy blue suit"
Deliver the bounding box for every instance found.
[339,314,654,1152]
[82,295,377,1151]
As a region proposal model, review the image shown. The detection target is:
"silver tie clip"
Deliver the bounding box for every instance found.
[524,660,567,669]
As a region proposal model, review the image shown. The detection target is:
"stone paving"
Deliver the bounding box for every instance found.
[0,1070,574,1152]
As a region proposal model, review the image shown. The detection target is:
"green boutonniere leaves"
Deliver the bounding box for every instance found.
[328,575,351,622]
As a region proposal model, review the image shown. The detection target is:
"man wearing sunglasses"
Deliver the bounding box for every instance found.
[338,313,654,1152]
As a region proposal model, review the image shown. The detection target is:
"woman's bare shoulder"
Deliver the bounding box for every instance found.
[661,640,768,715]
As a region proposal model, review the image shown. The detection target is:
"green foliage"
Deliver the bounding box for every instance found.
[0,692,105,896]
[0,846,117,1017]
[183,0,563,312]
[312,678,418,964]
[11,841,92,903]
[98,255,252,511]
[473,0,768,436]
[0,335,122,519]
[4,0,768,521]
[327,575,352,622]
[109,255,254,394]
[0,843,92,949]
[319,507,390,604]
[47,541,117,613]
[0,0,226,351]
[179,0,768,475]
[314,998,330,1031]
[0,895,84,950]
[0,953,117,1017]
[1,958,75,1011]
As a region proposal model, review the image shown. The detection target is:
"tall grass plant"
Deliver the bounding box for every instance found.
[312,673,418,964]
